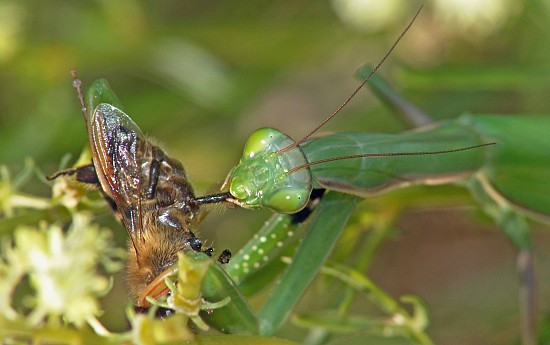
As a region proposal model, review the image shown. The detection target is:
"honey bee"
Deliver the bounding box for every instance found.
[49,71,230,313]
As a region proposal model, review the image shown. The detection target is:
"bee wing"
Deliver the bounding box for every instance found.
[88,103,146,242]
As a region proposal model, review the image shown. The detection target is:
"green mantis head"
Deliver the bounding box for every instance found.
[228,128,312,214]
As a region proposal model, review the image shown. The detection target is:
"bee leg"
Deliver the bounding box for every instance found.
[188,232,203,252]
[192,192,232,205]
[47,164,100,186]
[145,158,162,199]
[217,249,231,264]
[46,168,76,180]
[201,247,232,264]
[133,305,174,319]
[75,164,101,184]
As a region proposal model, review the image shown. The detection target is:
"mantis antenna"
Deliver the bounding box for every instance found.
[278,5,424,154]
[286,142,496,175]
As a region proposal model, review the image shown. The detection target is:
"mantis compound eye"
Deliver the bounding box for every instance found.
[263,187,309,214]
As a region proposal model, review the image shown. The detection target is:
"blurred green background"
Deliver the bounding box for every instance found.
[2,0,550,344]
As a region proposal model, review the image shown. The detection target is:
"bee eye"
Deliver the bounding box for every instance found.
[141,268,154,283]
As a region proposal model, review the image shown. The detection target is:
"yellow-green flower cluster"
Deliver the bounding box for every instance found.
[0,213,124,328]
[0,160,50,217]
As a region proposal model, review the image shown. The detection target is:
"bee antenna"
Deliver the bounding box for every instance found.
[286,142,496,175]
[278,5,423,154]
[71,69,88,121]
[193,192,233,205]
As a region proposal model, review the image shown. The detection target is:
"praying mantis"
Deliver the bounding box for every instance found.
[191,9,550,344]
[2,5,547,345]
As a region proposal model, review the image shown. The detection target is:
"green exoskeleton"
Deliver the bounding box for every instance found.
[224,128,312,213]
[222,125,493,214]
[195,5,550,341]
[187,6,494,289]
[197,6,493,215]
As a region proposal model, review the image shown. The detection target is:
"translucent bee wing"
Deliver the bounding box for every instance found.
[88,103,146,240]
